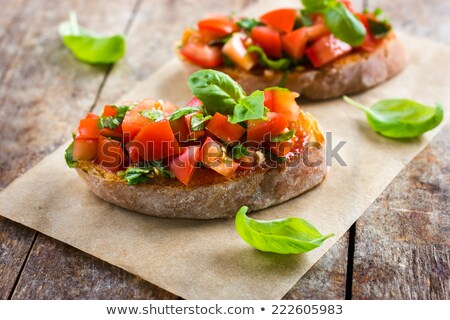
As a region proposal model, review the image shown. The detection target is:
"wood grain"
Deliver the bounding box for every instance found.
[11,234,177,299]
[351,124,450,299]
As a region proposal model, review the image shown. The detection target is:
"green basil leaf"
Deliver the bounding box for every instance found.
[247,46,291,70]
[236,18,263,31]
[271,129,295,142]
[343,96,444,138]
[367,18,391,39]
[301,0,328,11]
[188,70,246,115]
[228,90,266,124]
[167,106,201,121]
[64,140,77,168]
[59,13,126,64]
[190,113,212,131]
[235,206,333,254]
[140,109,164,122]
[150,160,175,179]
[97,104,131,129]
[324,2,366,46]
[300,9,314,27]
[232,143,250,160]
[123,161,174,185]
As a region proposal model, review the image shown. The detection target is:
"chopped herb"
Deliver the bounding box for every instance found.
[97,104,132,129]
[167,106,202,121]
[123,161,174,185]
[64,140,77,168]
[236,18,263,31]
[140,109,164,122]
[247,46,291,70]
[300,9,313,27]
[271,129,295,142]
[232,143,250,160]
[367,18,391,39]
[190,113,212,131]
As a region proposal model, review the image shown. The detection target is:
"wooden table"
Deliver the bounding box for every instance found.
[0,0,448,299]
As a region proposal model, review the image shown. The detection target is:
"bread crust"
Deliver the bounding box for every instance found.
[75,145,326,219]
[183,32,407,100]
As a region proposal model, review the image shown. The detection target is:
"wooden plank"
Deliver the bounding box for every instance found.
[0,0,137,299]
[12,234,177,299]
[0,217,36,299]
[351,124,450,299]
[284,233,349,299]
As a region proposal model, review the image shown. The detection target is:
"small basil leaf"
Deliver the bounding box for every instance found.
[232,143,250,160]
[343,96,444,138]
[97,104,131,129]
[247,46,291,70]
[190,114,212,131]
[140,109,164,122]
[271,129,295,142]
[235,206,334,254]
[236,18,263,31]
[301,0,328,11]
[151,160,175,179]
[64,140,77,168]
[228,90,266,124]
[367,18,391,39]
[123,161,174,185]
[188,70,246,115]
[324,2,366,46]
[300,9,314,27]
[167,106,201,121]
[59,13,126,64]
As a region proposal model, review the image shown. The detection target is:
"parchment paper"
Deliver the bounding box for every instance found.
[1,0,449,299]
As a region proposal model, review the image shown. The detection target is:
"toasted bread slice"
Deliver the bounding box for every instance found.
[75,144,326,219]
[183,32,407,100]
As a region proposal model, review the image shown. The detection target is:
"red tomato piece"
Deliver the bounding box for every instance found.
[73,138,98,161]
[281,27,308,59]
[247,112,289,142]
[186,97,203,107]
[85,112,99,119]
[161,100,178,117]
[260,9,297,33]
[222,33,256,71]
[125,143,140,164]
[76,118,100,139]
[264,88,300,122]
[200,137,239,178]
[180,42,223,68]
[269,140,294,157]
[101,105,118,117]
[305,23,330,42]
[251,26,282,58]
[100,126,123,139]
[170,117,190,142]
[206,113,246,143]
[198,16,238,39]
[121,99,157,140]
[131,120,180,161]
[97,136,124,172]
[169,146,201,185]
[306,34,352,68]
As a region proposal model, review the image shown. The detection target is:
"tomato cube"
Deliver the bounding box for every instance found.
[251,26,282,58]
[73,138,98,161]
[222,33,257,71]
[121,99,157,140]
[200,137,239,178]
[97,136,124,172]
[306,34,352,68]
[206,113,246,143]
[169,146,201,185]
[76,118,100,139]
[264,88,300,122]
[247,112,288,142]
[281,27,308,59]
[260,9,297,33]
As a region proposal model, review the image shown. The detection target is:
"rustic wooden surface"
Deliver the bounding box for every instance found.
[0,0,448,299]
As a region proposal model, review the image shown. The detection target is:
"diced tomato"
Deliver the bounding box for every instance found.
[180,42,223,68]
[97,136,124,172]
[200,137,239,178]
[198,16,238,40]
[100,126,123,139]
[264,88,300,122]
[260,9,297,33]
[306,34,352,68]
[125,143,140,163]
[305,23,330,41]
[161,100,178,117]
[85,112,99,119]
[222,33,256,71]
[121,99,156,140]
[281,27,308,59]
[247,112,289,142]
[251,26,282,58]
[76,118,100,139]
[206,113,246,143]
[170,117,190,142]
[131,120,180,161]
[73,138,98,161]
[101,105,118,117]
[169,146,201,185]
[186,97,203,107]
[269,140,294,157]
[356,13,380,52]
